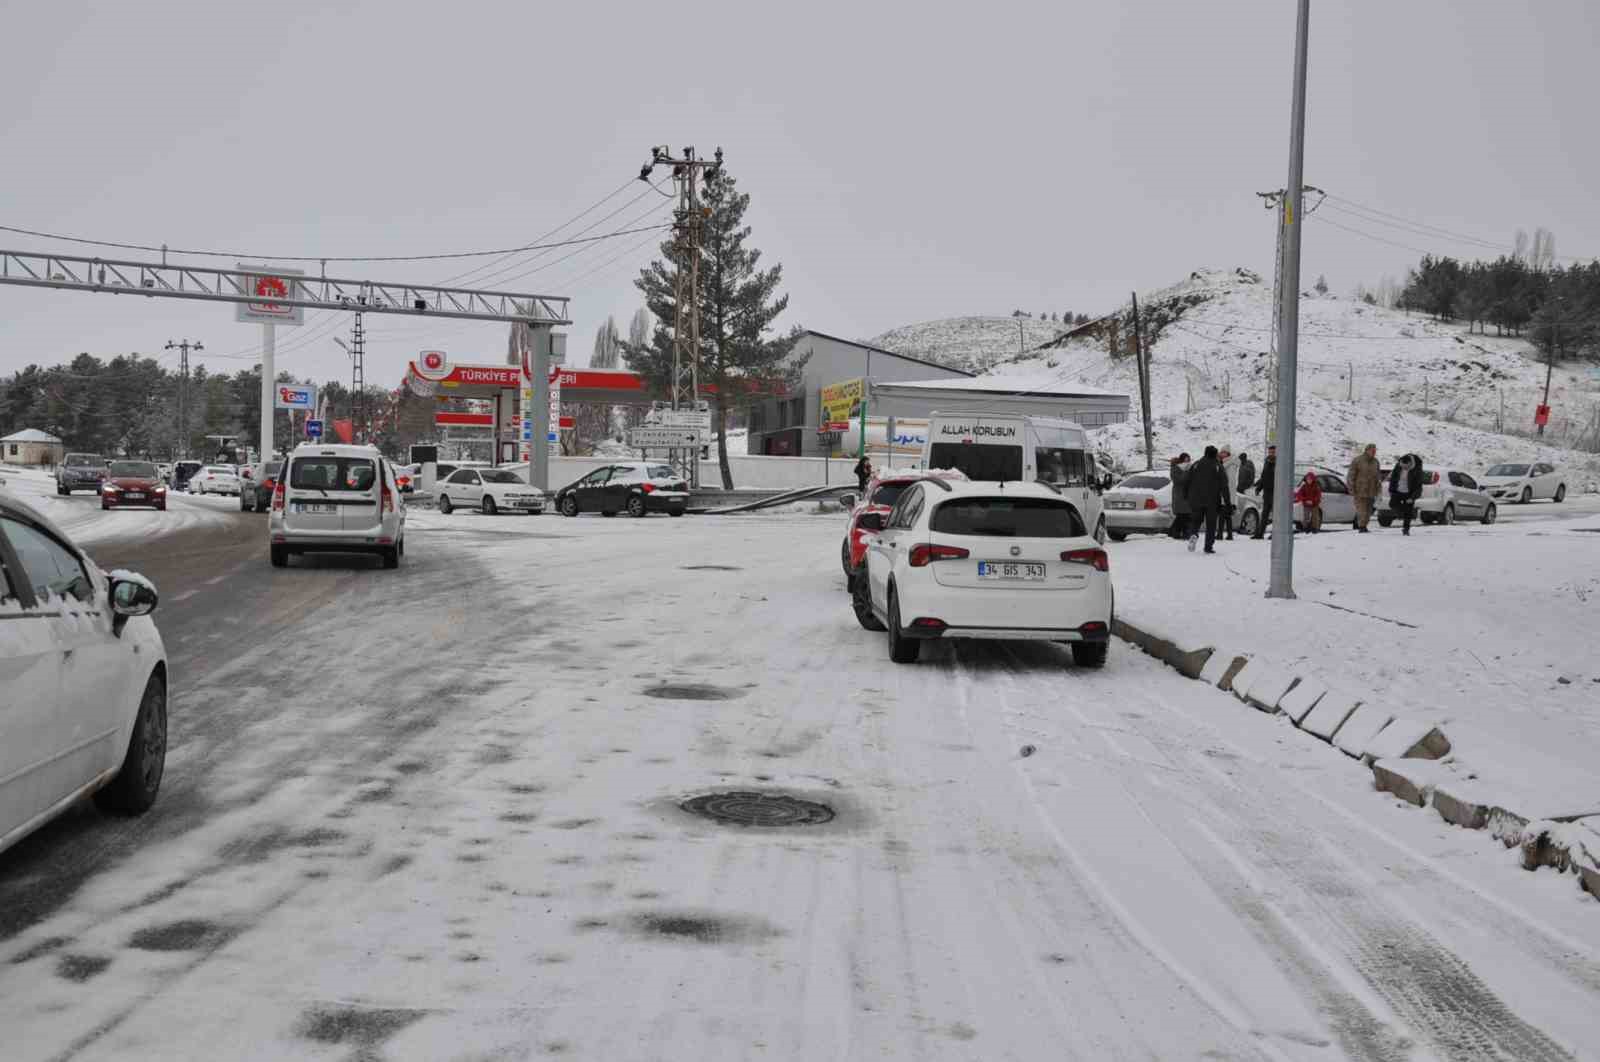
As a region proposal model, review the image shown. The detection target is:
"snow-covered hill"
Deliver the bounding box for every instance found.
[867,316,1067,373]
[964,269,1600,480]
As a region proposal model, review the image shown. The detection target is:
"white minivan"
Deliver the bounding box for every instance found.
[921,411,1109,542]
[268,444,406,569]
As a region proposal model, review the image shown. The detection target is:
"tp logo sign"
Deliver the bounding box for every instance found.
[235,263,306,325]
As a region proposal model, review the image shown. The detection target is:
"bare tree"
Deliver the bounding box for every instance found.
[590,315,621,368]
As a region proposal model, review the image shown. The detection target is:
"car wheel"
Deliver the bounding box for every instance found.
[886,589,920,664]
[1520,487,1532,504]
[1555,484,1566,503]
[1441,503,1455,526]
[1377,514,1393,528]
[382,546,400,569]
[101,501,111,511]
[270,545,288,568]
[1419,513,1436,525]
[482,495,498,516]
[1107,530,1128,542]
[668,509,684,517]
[93,671,167,815]
[851,573,886,630]
[1481,503,1497,525]
[1239,509,1261,537]
[561,495,579,517]
[57,485,69,496]
[840,538,853,576]
[1070,640,1109,669]
[626,494,647,518]
[438,494,453,515]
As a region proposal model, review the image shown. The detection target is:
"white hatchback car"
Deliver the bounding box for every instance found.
[191,465,241,495]
[1,489,168,856]
[853,480,1113,667]
[268,444,406,569]
[435,466,546,515]
[1479,462,1567,506]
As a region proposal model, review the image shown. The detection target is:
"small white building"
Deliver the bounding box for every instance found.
[1,428,66,467]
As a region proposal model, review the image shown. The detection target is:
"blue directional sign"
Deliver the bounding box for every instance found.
[306,419,323,439]
[546,431,559,443]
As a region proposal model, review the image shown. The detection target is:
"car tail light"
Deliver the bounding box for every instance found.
[381,476,395,514]
[909,543,969,567]
[1078,621,1108,636]
[1061,548,1110,572]
[1425,472,1439,485]
[640,482,656,493]
[911,617,947,630]
[271,476,286,512]
[1142,497,1158,510]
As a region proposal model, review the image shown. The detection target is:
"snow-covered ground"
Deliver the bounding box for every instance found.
[3,513,1597,1060]
[0,465,239,544]
[1109,509,1600,844]
[869,315,1068,373]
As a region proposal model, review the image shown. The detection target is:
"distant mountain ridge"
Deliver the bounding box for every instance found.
[866,315,1067,373]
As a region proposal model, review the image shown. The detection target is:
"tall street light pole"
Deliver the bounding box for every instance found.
[1268,0,1310,601]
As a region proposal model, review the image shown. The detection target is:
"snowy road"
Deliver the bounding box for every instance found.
[2,511,1596,1061]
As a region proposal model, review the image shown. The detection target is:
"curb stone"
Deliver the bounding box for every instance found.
[1110,615,1594,902]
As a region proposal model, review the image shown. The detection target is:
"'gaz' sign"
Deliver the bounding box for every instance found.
[275,384,317,410]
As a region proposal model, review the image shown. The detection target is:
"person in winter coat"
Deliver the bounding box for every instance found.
[1347,444,1382,532]
[1251,445,1277,539]
[1168,454,1193,539]
[1217,444,1239,541]
[1236,452,1256,495]
[853,456,874,495]
[1184,445,1230,553]
[1389,453,1425,535]
[1294,470,1324,533]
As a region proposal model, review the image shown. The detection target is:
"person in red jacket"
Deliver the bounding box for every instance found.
[1293,470,1323,533]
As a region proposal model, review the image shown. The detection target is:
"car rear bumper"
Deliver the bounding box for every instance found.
[1105,510,1169,532]
[906,624,1110,642]
[646,496,688,513]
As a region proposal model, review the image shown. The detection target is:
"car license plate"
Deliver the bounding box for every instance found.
[978,561,1045,581]
[514,501,542,510]
[125,492,144,499]
[1108,500,1135,509]
[296,503,336,514]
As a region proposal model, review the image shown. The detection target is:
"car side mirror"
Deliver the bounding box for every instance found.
[839,492,857,509]
[857,511,885,532]
[110,573,159,636]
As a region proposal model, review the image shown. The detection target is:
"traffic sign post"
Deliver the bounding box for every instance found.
[306,419,323,440]
[630,426,705,449]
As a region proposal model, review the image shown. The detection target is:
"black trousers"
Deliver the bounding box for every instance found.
[1393,495,1415,532]
[1194,506,1220,551]
[1251,491,1273,537]
[1170,513,1191,538]
[1220,503,1235,538]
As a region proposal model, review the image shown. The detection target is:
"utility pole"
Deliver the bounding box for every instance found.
[1268,0,1310,601]
[1131,292,1154,470]
[638,144,723,487]
[352,312,365,443]
[165,338,203,459]
[1539,305,1557,436]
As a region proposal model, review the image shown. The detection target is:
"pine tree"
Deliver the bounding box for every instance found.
[1314,274,1329,295]
[620,170,803,488]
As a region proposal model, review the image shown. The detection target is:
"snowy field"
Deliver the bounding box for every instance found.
[3,511,1597,1061]
[0,465,239,543]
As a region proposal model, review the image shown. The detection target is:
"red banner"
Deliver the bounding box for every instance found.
[435,412,495,426]
[1535,404,1551,426]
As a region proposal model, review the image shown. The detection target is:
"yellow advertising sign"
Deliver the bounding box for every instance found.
[818,378,865,433]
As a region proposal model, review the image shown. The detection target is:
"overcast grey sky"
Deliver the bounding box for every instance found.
[2,0,1596,387]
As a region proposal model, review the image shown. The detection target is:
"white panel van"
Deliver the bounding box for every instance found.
[921,412,1108,542]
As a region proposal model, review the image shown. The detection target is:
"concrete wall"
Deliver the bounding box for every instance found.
[544,453,880,491]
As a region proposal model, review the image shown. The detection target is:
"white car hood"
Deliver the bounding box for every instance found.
[1477,476,1526,488]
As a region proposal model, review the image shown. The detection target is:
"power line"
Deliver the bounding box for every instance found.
[1321,193,1598,262]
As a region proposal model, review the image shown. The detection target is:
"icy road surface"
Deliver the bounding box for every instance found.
[2,509,1597,1061]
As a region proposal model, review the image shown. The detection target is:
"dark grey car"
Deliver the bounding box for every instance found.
[56,453,108,495]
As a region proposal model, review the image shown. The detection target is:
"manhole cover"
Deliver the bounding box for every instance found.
[642,684,742,701]
[681,791,835,828]
[680,564,743,571]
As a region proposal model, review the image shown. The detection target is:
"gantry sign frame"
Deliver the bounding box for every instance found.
[0,247,573,490]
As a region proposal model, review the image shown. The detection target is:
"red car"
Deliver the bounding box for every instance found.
[840,469,966,578]
[100,460,168,510]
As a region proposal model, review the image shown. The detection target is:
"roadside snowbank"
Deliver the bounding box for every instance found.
[1109,513,1600,834]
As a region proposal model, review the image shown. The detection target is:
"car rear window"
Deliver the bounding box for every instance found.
[646,465,675,478]
[1118,474,1169,490]
[870,482,913,508]
[265,462,283,477]
[109,461,158,477]
[930,497,1086,538]
[291,457,377,492]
